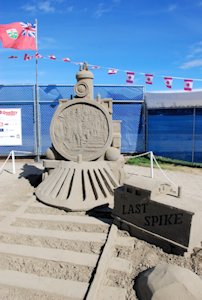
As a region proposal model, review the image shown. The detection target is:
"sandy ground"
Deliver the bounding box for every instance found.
[0,159,201,299]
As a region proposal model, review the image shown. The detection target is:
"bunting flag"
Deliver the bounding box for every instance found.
[24,53,32,60]
[35,53,42,59]
[63,57,70,62]
[91,65,101,69]
[164,77,173,89]
[49,55,56,60]
[184,79,193,91]
[126,71,135,83]
[145,74,153,84]
[2,51,202,91]
[108,69,118,75]
[0,22,36,50]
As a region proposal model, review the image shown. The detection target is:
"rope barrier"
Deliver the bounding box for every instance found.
[152,154,178,187]
[131,151,177,187]
[0,151,12,174]
[0,150,179,189]
[0,150,33,175]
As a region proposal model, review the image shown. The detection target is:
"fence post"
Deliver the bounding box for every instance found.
[192,107,196,163]
[11,150,16,174]
[150,151,154,178]
[34,83,41,162]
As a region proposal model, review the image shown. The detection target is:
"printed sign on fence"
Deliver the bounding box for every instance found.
[0,108,22,145]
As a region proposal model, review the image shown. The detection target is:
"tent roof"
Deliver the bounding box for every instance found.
[145,90,202,109]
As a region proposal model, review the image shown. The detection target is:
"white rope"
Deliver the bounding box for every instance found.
[128,151,154,178]
[131,151,151,159]
[0,150,33,175]
[12,151,33,154]
[129,151,178,186]
[152,154,178,187]
[0,151,12,174]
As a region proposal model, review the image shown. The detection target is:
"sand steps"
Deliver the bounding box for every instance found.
[1,226,107,243]
[0,242,98,267]
[0,270,88,299]
[0,198,132,299]
[15,212,112,225]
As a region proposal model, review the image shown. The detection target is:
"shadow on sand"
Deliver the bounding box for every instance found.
[18,163,43,188]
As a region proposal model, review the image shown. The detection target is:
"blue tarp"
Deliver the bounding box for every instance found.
[147,108,202,162]
[1,84,202,163]
[0,84,145,155]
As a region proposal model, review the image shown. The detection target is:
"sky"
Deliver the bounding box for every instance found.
[1,0,202,92]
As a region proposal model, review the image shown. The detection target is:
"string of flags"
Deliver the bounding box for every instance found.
[6,53,197,91]
[0,21,200,92]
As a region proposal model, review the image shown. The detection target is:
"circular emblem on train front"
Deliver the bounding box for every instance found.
[74,81,89,97]
[50,100,113,161]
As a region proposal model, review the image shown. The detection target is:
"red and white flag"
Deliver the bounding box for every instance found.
[126,71,135,83]
[145,74,153,84]
[108,69,118,75]
[24,53,32,60]
[8,55,18,59]
[0,22,36,50]
[63,57,70,62]
[91,65,101,69]
[49,55,56,60]
[184,79,193,91]
[35,52,43,59]
[164,77,173,89]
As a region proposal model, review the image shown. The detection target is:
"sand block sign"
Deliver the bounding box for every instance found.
[113,178,202,254]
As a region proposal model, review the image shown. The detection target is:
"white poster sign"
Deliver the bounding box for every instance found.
[0,108,22,146]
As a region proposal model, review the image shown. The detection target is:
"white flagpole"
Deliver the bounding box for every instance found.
[35,18,41,162]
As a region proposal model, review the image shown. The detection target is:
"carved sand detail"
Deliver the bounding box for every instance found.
[51,100,113,162]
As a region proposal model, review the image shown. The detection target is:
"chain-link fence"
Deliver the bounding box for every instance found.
[0,84,145,157]
[147,107,202,163]
[1,84,201,163]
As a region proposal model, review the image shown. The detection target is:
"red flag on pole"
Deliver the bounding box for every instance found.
[145,74,153,84]
[184,79,193,91]
[0,22,36,50]
[164,77,173,89]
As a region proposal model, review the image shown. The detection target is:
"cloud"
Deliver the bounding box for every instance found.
[186,41,202,59]
[180,59,202,69]
[138,3,177,16]
[38,1,55,13]
[94,3,111,18]
[179,41,202,68]
[22,0,73,14]
[22,4,37,13]
[22,1,55,13]
[94,0,121,18]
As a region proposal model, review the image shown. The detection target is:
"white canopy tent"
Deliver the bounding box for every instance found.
[145,90,202,109]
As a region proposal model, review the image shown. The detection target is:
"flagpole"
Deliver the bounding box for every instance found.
[35,18,41,162]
